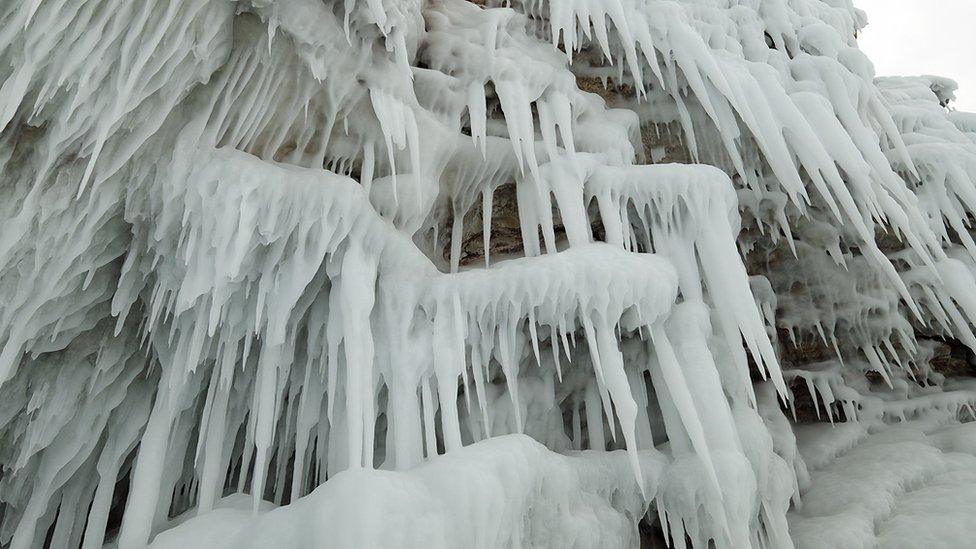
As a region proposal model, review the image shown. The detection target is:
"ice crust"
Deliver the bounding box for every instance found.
[1,0,976,548]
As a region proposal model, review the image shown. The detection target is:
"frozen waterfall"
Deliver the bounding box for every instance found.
[2,0,976,548]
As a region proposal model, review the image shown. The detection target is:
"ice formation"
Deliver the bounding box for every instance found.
[2,0,976,547]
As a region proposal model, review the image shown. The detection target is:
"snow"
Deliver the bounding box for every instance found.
[790,421,976,549]
[1,0,976,548]
[149,435,667,549]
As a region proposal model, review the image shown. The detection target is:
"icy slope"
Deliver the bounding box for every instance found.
[2,0,976,548]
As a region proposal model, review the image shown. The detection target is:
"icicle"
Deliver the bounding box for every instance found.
[482,188,493,267]
[648,324,723,497]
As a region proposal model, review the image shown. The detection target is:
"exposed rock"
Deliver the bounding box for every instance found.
[928,339,976,378]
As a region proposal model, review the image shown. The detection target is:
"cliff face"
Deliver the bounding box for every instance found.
[2,1,976,548]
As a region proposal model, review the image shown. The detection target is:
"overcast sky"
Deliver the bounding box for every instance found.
[855,0,976,111]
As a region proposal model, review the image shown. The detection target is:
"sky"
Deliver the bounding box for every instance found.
[855,0,976,111]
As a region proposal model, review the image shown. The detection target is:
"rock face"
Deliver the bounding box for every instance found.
[450,77,692,269]
[929,339,976,379]
[2,1,976,549]
[447,182,535,267]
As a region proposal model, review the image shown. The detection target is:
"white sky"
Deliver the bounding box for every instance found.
[855,0,976,111]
